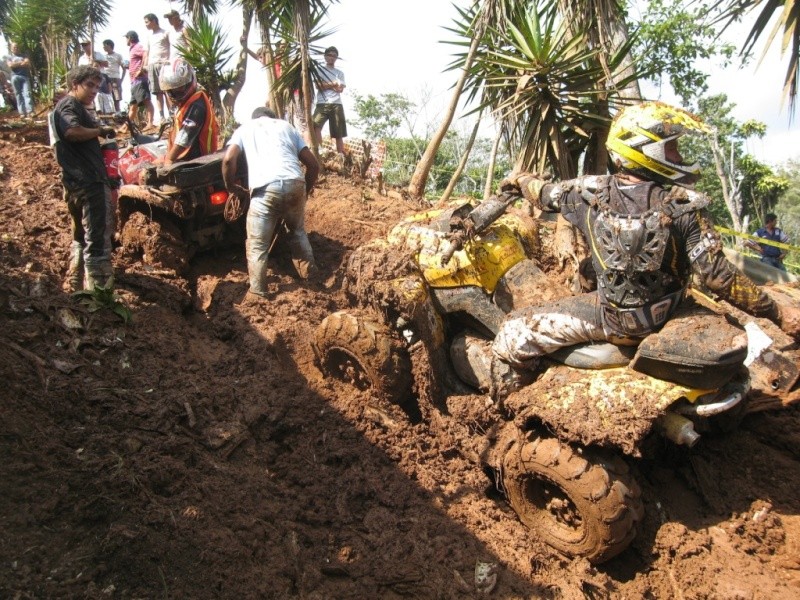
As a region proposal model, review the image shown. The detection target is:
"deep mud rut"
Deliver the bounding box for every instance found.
[2,120,800,599]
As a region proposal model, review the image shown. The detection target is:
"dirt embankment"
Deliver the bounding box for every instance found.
[2,120,800,599]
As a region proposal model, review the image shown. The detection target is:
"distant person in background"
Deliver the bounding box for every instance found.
[313,46,347,154]
[164,9,188,56]
[6,42,34,117]
[102,39,125,112]
[49,65,116,292]
[124,30,155,130]
[746,213,791,271]
[143,13,171,123]
[222,106,320,297]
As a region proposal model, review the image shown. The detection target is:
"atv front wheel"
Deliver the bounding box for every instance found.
[313,311,412,405]
[503,434,643,563]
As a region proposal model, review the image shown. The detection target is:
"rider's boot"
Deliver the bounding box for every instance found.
[450,332,534,401]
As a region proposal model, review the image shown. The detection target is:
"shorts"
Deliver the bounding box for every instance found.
[147,63,165,94]
[109,78,122,102]
[130,79,151,106]
[312,103,347,139]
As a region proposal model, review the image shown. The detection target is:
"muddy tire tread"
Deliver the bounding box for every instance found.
[504,434,644,563]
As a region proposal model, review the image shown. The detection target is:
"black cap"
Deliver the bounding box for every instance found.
[124,31,137,39]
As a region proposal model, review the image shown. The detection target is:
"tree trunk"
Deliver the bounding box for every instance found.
[483,126,502,200]
[294,0,317,157]
[222,6,254,118]
[710,130,744,231]
[440,115,481,204]
[407,31,481,198]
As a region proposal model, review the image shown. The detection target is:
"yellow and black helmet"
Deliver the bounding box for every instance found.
[606,101,711,185]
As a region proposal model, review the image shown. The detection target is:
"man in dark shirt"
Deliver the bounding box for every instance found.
[745,213,790,271]
[49,65,116,291]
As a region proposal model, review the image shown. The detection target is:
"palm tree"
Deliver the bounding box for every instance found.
[717,0,799,115]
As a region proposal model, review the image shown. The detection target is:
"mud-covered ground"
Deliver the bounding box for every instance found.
[2,119,800,599]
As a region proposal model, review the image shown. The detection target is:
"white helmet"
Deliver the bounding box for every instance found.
[159,57,196,100]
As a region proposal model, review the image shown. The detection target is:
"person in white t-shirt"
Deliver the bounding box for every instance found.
[102,39,125,112]
[312,46,347,154]
[143,13,171,122]
[78,41,113,114]
[222,106,320,297]
[164,9,188,56]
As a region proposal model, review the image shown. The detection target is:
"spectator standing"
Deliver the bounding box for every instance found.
[222,106,320,297]
[78,41,113,115]
[158,57,218,166]
[164,9,188,56]
[49,65,116,292]
[312,46,347,154]
[143,13,171,123]
[102,39,125,112]
[6,42,34,117]
[124,31,155,130]
[746,213,791,271]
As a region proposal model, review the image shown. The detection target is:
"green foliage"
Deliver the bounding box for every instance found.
[73,279,132,324]
[352,92,415,141]
[455,0,638,178]
[634,0,736,104]
[774,159,800,270]
[177,13,234,100]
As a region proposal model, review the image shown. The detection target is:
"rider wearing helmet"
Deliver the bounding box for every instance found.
[158,57,219,166]
[483,101,799,393]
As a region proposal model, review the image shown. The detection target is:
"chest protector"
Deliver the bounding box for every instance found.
[558,176,709,335]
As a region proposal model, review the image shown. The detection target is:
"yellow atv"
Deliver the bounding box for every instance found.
[313,193,798,563]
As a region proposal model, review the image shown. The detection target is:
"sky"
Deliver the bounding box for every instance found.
[10,0,800,166]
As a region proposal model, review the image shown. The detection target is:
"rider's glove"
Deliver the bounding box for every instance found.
[500,172,550,210]
[98,126,116,138]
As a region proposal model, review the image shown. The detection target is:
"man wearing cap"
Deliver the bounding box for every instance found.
[124,31,155,130]
[312,46,347,154]
[164,10,188,57]
[143,13,171,123]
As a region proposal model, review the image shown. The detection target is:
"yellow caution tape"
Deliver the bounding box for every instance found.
[715,225,799,253]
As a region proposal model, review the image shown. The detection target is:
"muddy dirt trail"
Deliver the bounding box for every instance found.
[2,120,800,599]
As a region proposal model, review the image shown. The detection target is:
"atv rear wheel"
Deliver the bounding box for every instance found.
[313,311,412,406]
[119,210,189,273]
[503,434,643,563]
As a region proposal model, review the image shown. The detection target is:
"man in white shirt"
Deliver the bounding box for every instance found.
[143,13,171,123]
[312,46,347,154]
[77,41,113,114]
[164,9,188,56]
[222,107,320,297]
[102,39,125,112]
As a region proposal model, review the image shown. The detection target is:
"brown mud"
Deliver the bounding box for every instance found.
[2,119,800,598]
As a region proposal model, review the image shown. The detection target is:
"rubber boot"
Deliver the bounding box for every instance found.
[65,242,85,292]
[85,262,114,291]
[247,258,270,297]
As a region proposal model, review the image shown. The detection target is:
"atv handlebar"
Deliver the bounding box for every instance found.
[440,191,521,266]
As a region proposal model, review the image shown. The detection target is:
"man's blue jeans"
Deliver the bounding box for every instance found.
[760,255,786,271]
[11,74,33,115]
[246,179,316,295]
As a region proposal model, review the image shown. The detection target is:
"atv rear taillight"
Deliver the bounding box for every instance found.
[210,190,228,205]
